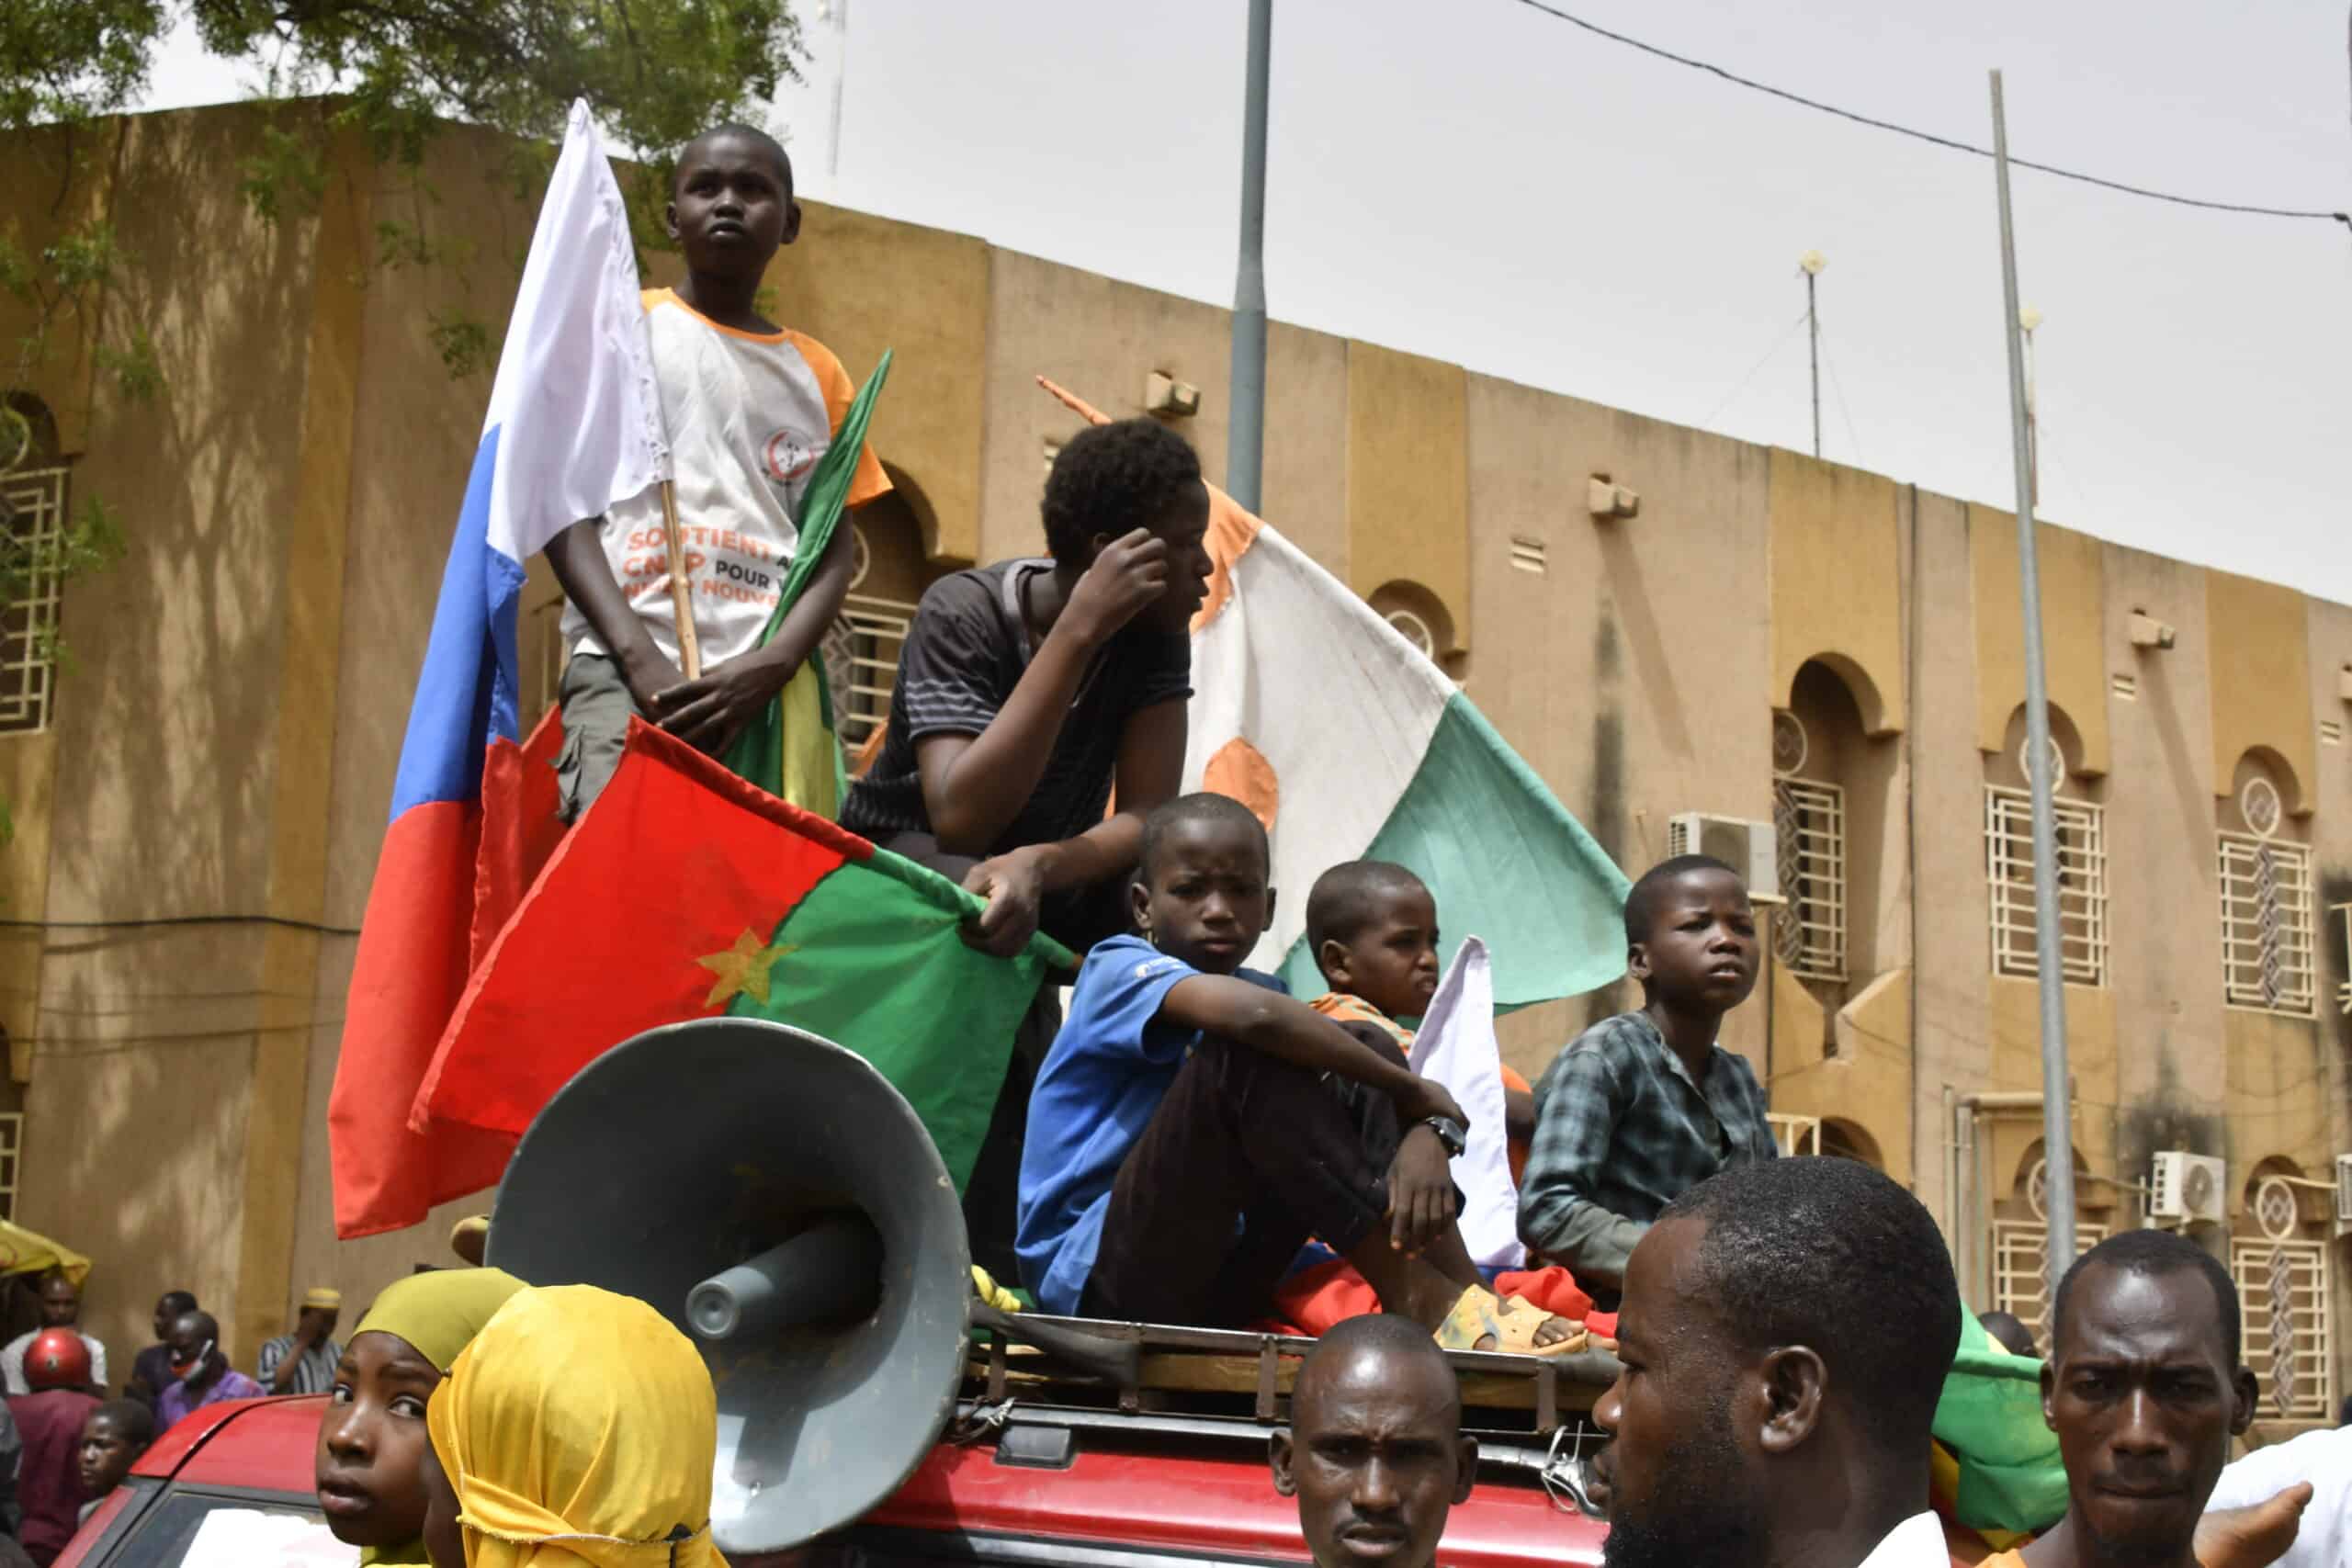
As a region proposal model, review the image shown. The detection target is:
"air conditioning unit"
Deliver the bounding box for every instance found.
[2334,1155,2352,1225]
[2147,1151,2226,1225]
[1665,813,1781,904]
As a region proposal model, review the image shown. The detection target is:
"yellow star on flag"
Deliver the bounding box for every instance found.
[695,929,797,1009]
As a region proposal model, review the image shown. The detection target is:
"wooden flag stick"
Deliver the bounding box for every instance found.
[659,479,702,679]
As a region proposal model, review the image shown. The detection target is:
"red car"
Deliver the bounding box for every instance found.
[58,1338,1610,1568]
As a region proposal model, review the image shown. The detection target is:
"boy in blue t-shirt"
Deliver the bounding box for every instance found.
[1015,794,1579,1350]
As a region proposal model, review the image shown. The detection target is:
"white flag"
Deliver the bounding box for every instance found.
[1407,936,1525,1270]
[480,98,670,569]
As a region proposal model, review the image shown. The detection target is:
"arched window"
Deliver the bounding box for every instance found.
[1988,1139,2106,1353]
[1770,657,1899,1002]
[2217,750,2316,1016]
[2229,1156,2338,1421]
[1983,704,2108,986]
[820,465,944,762]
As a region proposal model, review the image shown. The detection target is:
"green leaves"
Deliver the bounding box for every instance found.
[0,0,170,134]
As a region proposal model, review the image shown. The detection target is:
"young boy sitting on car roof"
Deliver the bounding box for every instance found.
[1516,853,1775,1308]
[1305,860,1538,1173]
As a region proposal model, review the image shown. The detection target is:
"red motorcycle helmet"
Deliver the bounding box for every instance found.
[24,1326,90,1390]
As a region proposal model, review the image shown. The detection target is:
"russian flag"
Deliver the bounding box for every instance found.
[331,102,669,1238]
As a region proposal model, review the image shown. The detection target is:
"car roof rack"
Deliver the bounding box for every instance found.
[955,1314,1614,1513]
[967,1313,1615,1435]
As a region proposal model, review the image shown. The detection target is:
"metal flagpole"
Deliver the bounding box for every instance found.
[1227,0,1272,513]
[1799,252,1825,458]
[1989,70,2075,1274]
[2020,305,2042,511]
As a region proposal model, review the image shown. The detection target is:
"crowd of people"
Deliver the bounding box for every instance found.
[29,112,2352,1568]
[0,1272,345,1562]
[27,1163,2352,1568]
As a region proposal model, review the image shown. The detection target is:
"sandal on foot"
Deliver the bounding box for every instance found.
[1432,1285,1585,1357]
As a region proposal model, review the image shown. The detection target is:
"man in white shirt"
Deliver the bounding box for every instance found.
[1,1272,107,1397]
[1589,1157,1962,1568]
[2201,1424,2338,1568]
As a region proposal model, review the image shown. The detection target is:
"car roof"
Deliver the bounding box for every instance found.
[133,1394,325,1493]
[874,1438,1601,1567]
[130,1393,1603,1565]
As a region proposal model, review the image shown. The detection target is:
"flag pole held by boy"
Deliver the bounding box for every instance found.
[660,480,702,678]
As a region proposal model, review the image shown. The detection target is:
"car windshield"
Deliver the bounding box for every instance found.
[92,1491,339,1568]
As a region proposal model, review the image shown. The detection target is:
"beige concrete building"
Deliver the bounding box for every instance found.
[5,104,2346,1434]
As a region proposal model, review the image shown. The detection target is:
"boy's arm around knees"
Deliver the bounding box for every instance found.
[1158,975,1467,1129]
[1516,1047,1646,1291]
[545,517,681,713]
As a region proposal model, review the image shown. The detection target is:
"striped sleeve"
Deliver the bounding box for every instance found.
[896,574,1009,741]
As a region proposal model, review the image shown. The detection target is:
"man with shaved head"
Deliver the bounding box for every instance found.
[1271,1314,1476,1568]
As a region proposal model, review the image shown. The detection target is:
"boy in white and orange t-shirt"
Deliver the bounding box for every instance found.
[547,121,888,821]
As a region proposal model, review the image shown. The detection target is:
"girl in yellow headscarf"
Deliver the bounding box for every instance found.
[319,1268,528,1565]
[419,1285,728,1568]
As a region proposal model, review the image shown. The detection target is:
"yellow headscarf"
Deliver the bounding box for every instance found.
[354,1267,527,1371]
[345,1269,529,1567]
[426,1285,728,1568]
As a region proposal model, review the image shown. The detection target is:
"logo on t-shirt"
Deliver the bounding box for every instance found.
[762,427,820,487]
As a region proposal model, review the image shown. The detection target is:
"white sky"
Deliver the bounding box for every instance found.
[143,0,2352,603]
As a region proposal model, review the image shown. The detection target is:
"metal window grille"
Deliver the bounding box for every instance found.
[1770,776,1845,981]
[2231,1238,2335,1421]
[0,467,68,734]
[1984,786,2109,986]
[531,598,569,727]
[821,592,916,751]
[2335,904,2351,1017]
[1992,1220,2107,1355]
[0,1113,18,1220]
[1767,1113,1821,1157]
[2218,834,2317,1017]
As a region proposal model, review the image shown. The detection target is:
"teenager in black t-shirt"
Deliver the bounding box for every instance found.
[842,418,1213,1280]
[843,418,1211,954]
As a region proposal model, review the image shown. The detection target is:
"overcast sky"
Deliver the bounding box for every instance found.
[145,0,2352,603]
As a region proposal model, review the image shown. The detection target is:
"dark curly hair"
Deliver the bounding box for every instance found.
[1041,419,1203,564]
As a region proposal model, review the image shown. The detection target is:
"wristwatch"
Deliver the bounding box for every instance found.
[1419,1116,1467,1158]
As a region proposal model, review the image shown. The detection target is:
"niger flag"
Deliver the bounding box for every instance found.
[411,719,1069,1190]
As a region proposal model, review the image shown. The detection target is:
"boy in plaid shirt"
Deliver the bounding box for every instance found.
[1516,854,1775,1307]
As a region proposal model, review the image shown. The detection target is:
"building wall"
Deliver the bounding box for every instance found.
[3,105,2348,1416]
[2098,546,2226,1189]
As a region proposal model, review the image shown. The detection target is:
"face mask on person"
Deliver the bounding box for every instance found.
[172,1340,214,1381]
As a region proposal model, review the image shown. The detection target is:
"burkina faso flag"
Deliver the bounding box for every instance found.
[411,718,1070,1189]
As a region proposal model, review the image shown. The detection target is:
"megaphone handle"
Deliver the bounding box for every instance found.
[970,1304,1143,1391]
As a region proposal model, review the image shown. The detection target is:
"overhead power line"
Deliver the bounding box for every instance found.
[1506,0,2352,231]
